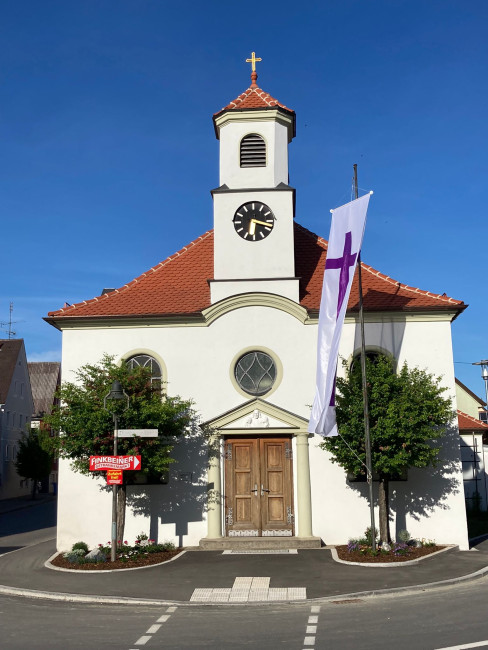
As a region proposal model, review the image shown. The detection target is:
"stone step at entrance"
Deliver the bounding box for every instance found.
[199,536,322,551]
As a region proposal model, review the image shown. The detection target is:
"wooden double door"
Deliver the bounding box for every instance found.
[224,436,294,537]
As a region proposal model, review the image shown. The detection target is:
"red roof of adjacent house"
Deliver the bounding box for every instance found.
[458,410,488,432]
[46,223,466,322]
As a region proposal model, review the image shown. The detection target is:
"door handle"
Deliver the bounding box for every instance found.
[251,484,258,495]
[261,484,270,496]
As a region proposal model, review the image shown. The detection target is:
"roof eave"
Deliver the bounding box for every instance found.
[44,312,206,330]
[212,106,296,141]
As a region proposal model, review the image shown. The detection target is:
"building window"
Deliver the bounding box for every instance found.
[350,350,389,373]
[240,133,266,167]
[234,351,276,396]
[126,354,162,386]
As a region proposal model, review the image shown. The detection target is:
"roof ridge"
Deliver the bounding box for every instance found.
[294,222,329,250]
[361,261,464,306]
[294,222,463,307]
[216,84,293,114]
[52,230,214,316]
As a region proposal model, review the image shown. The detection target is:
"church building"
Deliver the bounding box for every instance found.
[47,59,469,551]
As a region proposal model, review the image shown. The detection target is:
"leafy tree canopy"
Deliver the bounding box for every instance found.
[321,354,454,543]
[45,354,194,483]
[321,354,454,478]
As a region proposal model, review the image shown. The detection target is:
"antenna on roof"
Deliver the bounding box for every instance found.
[0,302,22,339]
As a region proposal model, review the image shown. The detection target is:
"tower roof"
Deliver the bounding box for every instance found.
[213,70,295,140]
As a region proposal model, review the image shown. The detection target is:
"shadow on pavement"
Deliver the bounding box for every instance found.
[0,499,57,538]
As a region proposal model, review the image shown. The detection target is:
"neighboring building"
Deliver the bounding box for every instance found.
[458,410,488,511]
[456,377,487,422]
[0,339,34,499]
[28,361,61,493]
[46,66,470,551]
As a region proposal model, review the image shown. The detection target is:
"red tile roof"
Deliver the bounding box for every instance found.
[295,224,466,313]
[46,223,466,323]
[216,85,294,113]
[458,410,488,432]
[214,72,294,118]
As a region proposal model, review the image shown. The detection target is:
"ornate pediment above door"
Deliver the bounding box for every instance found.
[200,398,309,435]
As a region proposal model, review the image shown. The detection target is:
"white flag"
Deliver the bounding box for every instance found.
[308,193,371,436]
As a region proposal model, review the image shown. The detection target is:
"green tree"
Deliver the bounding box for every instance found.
[45,355,194,543]
[321,355,454,544]
[15,428,53,500]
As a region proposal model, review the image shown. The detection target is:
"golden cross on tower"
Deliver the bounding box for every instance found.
[246,51,262,72]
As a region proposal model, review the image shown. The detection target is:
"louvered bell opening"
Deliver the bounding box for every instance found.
[240,134,266,167]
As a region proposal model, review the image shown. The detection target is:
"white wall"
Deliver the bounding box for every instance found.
[218,118,289,189]
[56,309,469,550]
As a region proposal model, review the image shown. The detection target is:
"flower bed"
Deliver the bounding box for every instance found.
[50,548,182,570]
[50,535,182,570]
[335,543,444,563]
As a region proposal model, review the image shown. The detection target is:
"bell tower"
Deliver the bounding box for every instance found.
[209,54,299,304]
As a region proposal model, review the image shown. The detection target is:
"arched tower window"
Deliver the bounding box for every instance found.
[240,133,266,167]
[126,354,162,386]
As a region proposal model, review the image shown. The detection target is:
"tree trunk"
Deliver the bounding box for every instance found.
[31,479,37,500]
[117,484,126,545]
[378,476,391,544]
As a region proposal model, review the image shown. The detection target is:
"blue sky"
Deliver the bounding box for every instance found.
[2,1,487,398]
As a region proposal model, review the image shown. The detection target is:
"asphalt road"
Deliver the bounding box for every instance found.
[2,500,488,649]
[1,579,488,649]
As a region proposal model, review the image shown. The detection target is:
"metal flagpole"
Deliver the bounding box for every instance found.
[354,164,377,551]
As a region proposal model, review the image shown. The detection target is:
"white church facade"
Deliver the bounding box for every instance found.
[47,65,469,551]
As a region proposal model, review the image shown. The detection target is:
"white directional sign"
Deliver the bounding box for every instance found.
[118,429,159,438]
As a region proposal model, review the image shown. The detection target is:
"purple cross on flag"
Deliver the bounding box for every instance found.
[308,193,371,436]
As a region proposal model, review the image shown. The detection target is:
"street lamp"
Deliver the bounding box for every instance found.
[472,360,488,419]
[104,380,129,562]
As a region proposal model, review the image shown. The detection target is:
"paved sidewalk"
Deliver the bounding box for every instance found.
[1,538,488,606]
[2,498,488,606]
[0,494,56,515]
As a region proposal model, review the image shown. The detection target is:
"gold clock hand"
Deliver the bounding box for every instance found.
[251,218,273,228]
[249,220,256,236]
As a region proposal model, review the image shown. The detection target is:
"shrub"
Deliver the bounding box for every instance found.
[397,529,411,543]
[71,541,89,554]
[63,548,87,563]
[392,542,410,556]
[363,527,378,546]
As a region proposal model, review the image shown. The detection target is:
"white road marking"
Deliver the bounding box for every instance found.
[130,605,178,649]
[302,605,320,649]
[435,642,488,649]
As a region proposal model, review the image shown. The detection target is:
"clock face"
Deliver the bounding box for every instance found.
[233,202,275,241]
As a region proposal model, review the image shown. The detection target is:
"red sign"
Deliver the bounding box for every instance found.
[89,455,141,471]
[106,469,123,485]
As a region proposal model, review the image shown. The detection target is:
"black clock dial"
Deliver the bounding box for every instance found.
[233,201,275,241]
